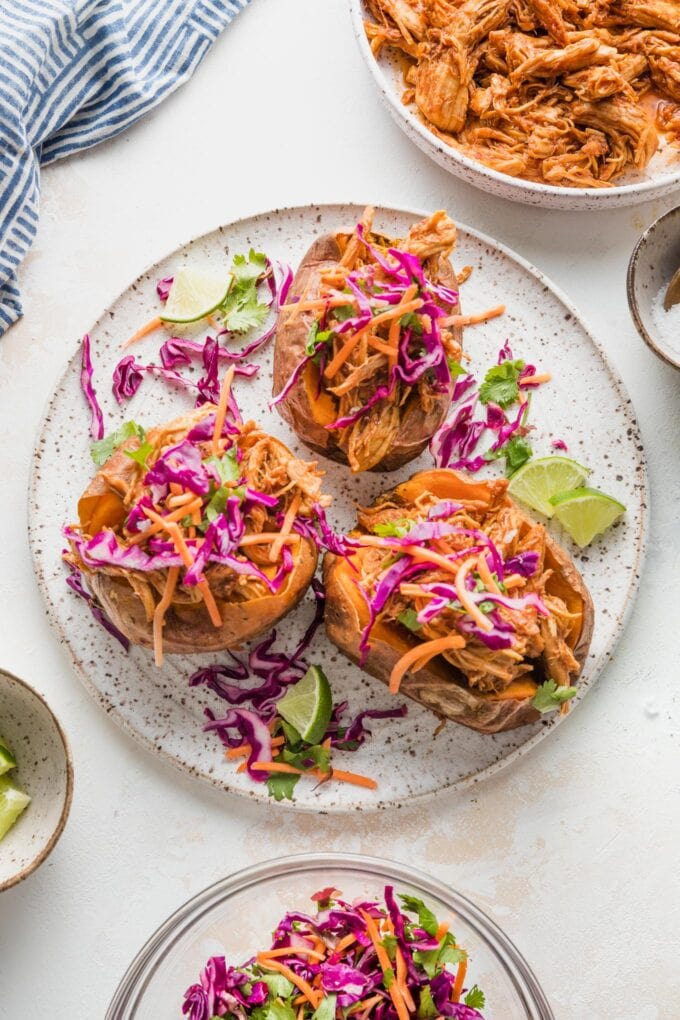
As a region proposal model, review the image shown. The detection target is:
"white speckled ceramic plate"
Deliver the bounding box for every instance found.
[29,204,647,812]
[350,0,680,210]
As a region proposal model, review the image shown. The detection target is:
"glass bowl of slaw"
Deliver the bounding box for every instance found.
[106,853,553,1019]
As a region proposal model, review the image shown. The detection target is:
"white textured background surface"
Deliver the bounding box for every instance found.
[0,0,678,1016]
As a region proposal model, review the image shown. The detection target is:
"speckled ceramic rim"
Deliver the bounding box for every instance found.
[626,205,680,370]
[29,201,648,813]
[349,0,680,208]
[0,668,74,893]
[106,852,554,1019]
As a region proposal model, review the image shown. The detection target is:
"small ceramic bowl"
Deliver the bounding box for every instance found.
[627,206,680,369]
[0,668,73,892]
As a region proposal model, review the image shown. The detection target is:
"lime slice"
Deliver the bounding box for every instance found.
[508,456,590,517]
[549,487,626,547]
[0,739,16,776]
[160,267,233,324]
[0,776,31,842]
[277,665,333,745]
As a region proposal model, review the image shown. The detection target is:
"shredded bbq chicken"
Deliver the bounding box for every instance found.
[366,0,680,185]
[357,486,580,693]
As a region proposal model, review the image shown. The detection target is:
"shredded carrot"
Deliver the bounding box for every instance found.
[152,566,179,667]
[122,316,163,348]
[270,492,301,563]
[389,635,466,694]
[521,371,552,386]
[128,497,202,545]
[457,265,473,284]
[452,958,467,1003]
[455,557,494,632]
[256,957,320,1008]
[396,946,416,1012]
[323,288,421,380]
[250,762,377,790]
[387,315,400,369]
[357,536,471,584]
[226,736,285,760]
[212,365,236,455]
[476,551,500,594]
[360,911,410,1020]
[325,768,377,790]
[207,314,221,331]
[435,920,450,940]
[143,507,222,627]
[443,304,505,328]
[335,933,356,954]
[259,947,326,961]
[238,533,299,548]
[349,994,383,1017]
[166,491,195,509]
[280,294,358,314]
[236,762,247,774]
[296,1006,305,1020]
[367,336,398,359]
[503,573,525,589]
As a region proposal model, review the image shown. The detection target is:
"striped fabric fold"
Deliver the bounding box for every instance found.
[0,0,249,335]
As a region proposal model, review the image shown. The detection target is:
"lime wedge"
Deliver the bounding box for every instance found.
[277,665,333,745]
[549,487,626,547]
[0,775,31,842]
[0,739,16,776]
[508,456,590,517]
[160,267,233,324]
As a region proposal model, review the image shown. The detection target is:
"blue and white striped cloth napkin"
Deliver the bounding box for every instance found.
[0,0,249,335]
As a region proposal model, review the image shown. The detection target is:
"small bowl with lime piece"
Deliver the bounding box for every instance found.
[0,668,73,892]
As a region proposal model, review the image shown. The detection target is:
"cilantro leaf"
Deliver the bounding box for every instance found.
[400,311,423,335]
[398,894,438,936]
[124,440,154,469]
[266,772,300,802]
[464,986,486,1009]
[267,1000,296,1020]
[381,933,398,961]
[91,421,145,467]
[447,358,467,377]
[531,679,577,713]
[280,743,330,775]
[232,249,268,285]
[220,250,270,334]
[383,967,396,990]
[373,519,412,538]
[258,974,294,999]
[332,304,356,323]
[417,986,438,1019]
[205,450,240,484]
[478,359,526,408]
[413,932,466,978]
[306,321,334,357]
[312,996,336,1020]
[503,435,533,475]
[398,609,422,633]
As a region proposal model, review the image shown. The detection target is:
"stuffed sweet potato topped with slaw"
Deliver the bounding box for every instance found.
[65,384,330,665]
[324,469,594,733]
[272,208,464,473]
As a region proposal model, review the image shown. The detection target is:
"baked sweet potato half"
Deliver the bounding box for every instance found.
[324,469,594,733]
[66,402,330,664]
[272,208,464,473]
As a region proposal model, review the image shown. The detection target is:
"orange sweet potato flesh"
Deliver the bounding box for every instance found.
[324,469,594,734]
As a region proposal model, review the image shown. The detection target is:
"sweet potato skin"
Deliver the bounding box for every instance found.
[87,537,318,654]
[272,233,463,472]
[323,469,594,734]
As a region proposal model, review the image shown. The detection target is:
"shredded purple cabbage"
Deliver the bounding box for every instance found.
[80,334,105,440]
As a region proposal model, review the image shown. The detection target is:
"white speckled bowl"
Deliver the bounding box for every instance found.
[0,669,73,892]
[350,0,680,210]
[627,206,680,370]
